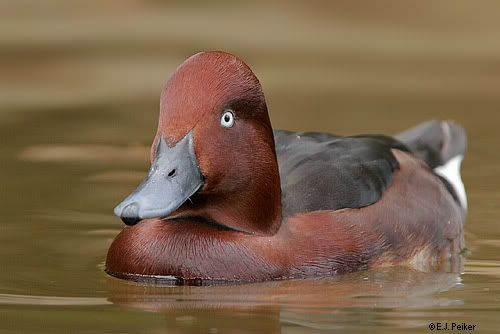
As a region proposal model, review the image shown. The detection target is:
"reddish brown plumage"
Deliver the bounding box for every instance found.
[106,52,465,282]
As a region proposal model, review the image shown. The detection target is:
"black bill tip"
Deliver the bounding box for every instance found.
[120,202,141,226]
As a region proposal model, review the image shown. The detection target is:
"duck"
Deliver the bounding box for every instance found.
[106,51,467,283]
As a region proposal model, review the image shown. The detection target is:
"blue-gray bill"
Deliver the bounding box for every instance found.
[113,131,203,225]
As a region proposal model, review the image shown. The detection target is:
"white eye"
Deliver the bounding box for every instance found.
[220,110,235,128]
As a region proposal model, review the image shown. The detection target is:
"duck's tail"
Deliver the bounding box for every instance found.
[395,120,467,211]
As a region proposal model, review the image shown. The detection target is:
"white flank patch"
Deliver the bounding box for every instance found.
[434,155,467,210]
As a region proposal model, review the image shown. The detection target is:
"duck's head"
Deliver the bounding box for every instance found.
[114,51,281,235]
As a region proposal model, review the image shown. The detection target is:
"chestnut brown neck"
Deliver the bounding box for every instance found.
[175,123,283,236]
[207,146,282,235]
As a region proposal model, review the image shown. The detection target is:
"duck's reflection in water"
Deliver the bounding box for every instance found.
[106,263,464,333]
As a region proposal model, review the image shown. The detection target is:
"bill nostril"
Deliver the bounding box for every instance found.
[120,202,141,226]
[168,169,176,177]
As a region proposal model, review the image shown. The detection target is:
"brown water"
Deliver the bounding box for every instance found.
[1,1,500,333]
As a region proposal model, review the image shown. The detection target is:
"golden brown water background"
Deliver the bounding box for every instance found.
[1,1,500,333]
